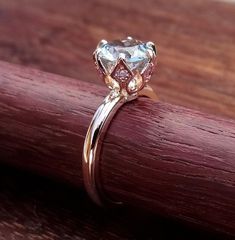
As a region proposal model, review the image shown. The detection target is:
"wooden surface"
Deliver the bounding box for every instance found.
[0,0,235,119]
[0,61,235,238]
[0,0,235,239]
[1,165,226,240]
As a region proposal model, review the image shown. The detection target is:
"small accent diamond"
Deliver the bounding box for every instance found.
[115,69,130,81]
[111,59,133,82]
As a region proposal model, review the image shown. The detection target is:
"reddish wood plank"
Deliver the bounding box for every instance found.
[0,0,235,239]
[0,0,235,118]
[0,61,234,236]
[1,165,224,240]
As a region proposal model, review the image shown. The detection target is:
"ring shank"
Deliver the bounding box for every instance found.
[83,91,126,205]
[82,86,157,206]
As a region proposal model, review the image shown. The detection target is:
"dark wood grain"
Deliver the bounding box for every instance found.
[0,61,235,237]
[0,0,235,119]
[0,0,235,239]
[1,164,226,240]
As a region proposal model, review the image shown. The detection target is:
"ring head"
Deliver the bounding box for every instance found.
[94,37,157,96]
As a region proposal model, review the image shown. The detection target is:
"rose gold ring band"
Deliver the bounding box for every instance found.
[82,37,157,206]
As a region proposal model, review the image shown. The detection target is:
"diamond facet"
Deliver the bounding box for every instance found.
[97,38,153,74]
[94,37,156,94]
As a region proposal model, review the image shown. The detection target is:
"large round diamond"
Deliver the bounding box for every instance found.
[97,38,152,74]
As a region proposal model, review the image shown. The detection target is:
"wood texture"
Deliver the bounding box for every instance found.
[0,0,235,119]
[0,61,235,237]
[0,0,235,239]
[1,165,225,240]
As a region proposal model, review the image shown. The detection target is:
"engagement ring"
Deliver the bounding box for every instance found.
[83,37,157,206]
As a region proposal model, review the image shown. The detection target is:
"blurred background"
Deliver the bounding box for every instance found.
[0,0,234,118]
[0,0,235,239]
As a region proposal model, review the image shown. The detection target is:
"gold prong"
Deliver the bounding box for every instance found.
[97,39,107,48]
[146,41,157,58]
[97,58,106,74]
[127,36,133,40]
[93,50,106,75]
[139,85,158,101]
[93,50,98,63]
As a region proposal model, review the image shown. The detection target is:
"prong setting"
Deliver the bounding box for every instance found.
[146,41,157,59]
[93,50,106,75]
[94,37,157,97]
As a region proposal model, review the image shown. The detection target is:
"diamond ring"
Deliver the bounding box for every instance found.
[82,37,157,206]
